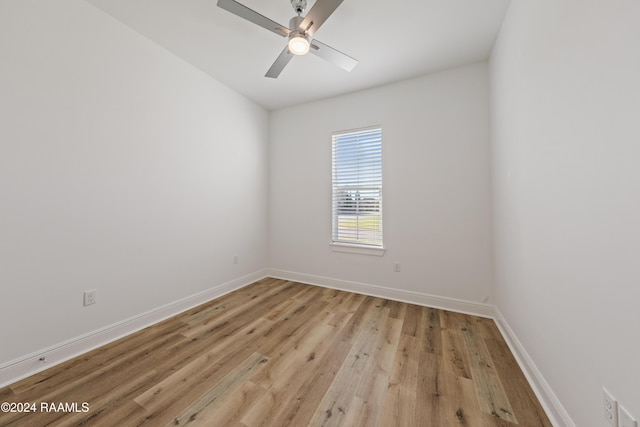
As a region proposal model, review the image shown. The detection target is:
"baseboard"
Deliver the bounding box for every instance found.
[0,269,268,389]
[266,268,495,318]
[493,308,575,427]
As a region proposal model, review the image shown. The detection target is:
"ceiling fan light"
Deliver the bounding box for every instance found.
[288,33,310,55]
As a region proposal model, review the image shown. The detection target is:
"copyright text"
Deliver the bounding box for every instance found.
[1,401,90,413]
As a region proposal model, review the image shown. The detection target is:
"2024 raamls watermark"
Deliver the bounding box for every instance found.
[1,401,90,413]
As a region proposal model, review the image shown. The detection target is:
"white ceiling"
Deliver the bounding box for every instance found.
[85,0,511,110]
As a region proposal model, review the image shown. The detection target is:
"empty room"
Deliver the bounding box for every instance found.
[1,0,638,426]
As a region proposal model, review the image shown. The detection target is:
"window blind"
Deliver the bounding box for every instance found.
[332,127,383,247]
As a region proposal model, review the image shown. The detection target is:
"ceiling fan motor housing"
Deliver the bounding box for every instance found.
[291,0,307,15]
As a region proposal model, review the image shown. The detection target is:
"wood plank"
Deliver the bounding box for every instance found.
[415,351,446,426]
[477,317,553,427]
[198,380,264,427]
[378,334,420,426]
[306,298,390,426]
[440,310,473,379]
[462,318,518,423]
[168,352,269,426]
[350,315,403,427]
[423,307,443,355]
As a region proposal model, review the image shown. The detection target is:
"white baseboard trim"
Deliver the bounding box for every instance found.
[493,308,575,427]
[0,269,268,389]
[266,268,495,318]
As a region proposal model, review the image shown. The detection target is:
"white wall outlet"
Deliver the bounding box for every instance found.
[620,405,638,427]
[83,289,96,306]
[233,255,238,264]
[604,388,619,427]
[393,262,401,272]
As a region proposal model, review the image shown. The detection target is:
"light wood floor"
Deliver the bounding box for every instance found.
[0,278,551,426]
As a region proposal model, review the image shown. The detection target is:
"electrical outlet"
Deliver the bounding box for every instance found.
[620,405,638,427]
[233,255,238,264]
[393,262,401,272]
[83,290,96,306]
[604,388,618,427]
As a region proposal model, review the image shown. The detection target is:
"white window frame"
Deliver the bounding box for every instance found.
[330,126,385,256]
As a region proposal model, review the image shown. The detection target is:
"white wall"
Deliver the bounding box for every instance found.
[490,0,640,425]
[0,0,269,366]
[269,63,493,305]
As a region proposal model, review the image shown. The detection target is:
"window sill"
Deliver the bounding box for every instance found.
[330,243,386,256]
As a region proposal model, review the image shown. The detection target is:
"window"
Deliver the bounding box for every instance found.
[332,127,383,251]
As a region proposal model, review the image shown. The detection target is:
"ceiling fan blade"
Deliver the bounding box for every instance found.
[300,0,343,37]
[217,0,290,37]
[265,46,295,78]
[309,39,358,72]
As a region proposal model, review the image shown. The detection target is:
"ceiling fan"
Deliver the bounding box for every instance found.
[217,0,358,78]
